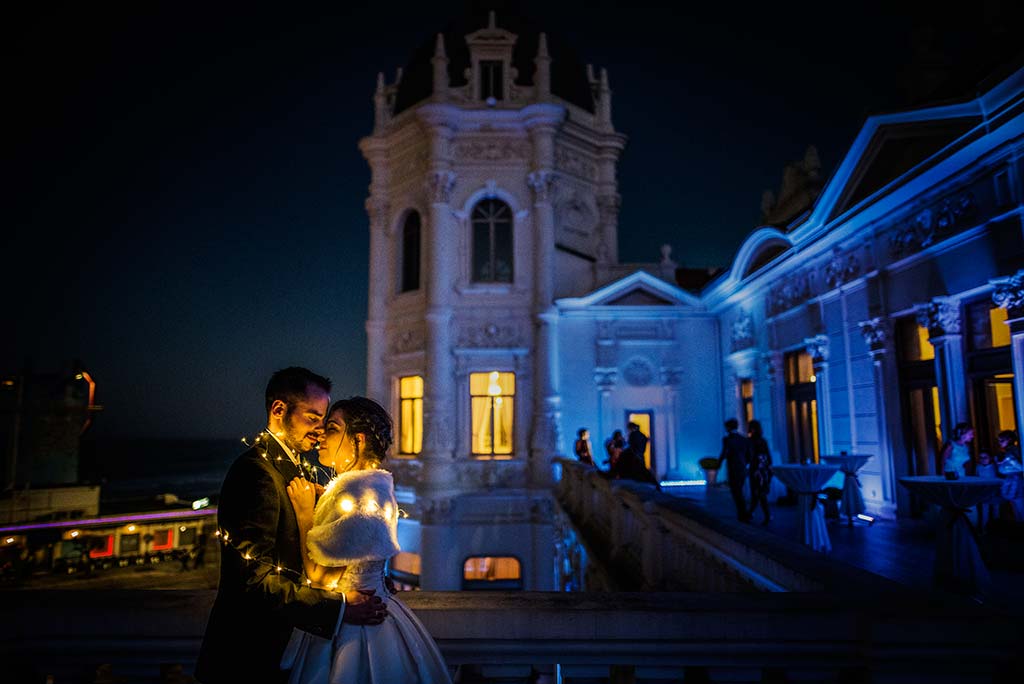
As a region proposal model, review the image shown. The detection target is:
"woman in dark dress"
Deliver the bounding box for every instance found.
[747,420,773,524]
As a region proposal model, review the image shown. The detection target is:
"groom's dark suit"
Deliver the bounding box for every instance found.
[195,436,342,684]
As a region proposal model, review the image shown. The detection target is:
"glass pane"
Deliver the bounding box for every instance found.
[918,325,935,361]
[797,352,814,383]
[810,399,820,463]
[740,379,754,399]
[400,375,423,399]
[463,556,520,580]
[991,307,1010,347]
[988,380,1017,433]
[392,551,421,575]
[401,213,421,293]
[472,221,492,281]
[493,397,514,454]
[931,386,942,448]
[493,221,513,282]
[413,398,422,454]
[400,399,414,454]
[470,372,491,396]
[472,397,493,454]
[496,371,515,395]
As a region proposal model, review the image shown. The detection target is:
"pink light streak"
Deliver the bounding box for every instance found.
[0,508,218,534]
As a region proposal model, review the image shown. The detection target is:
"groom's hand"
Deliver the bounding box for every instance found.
[342,589,387,626]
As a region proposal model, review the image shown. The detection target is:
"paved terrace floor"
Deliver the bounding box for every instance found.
[662,481,1024,614]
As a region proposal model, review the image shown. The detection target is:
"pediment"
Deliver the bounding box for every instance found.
[829,118,978,220]
[556,270,703,310]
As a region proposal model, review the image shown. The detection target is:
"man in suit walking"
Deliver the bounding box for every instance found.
[195,367,387,683]
[718,418,752,522]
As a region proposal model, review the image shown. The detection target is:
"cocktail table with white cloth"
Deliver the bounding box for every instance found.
[898,476,1004,600]
[772,463,840,553]
[821,453,872,526]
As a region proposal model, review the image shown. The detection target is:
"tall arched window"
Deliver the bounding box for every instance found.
[400,211,421,293]
[471,199,513,283]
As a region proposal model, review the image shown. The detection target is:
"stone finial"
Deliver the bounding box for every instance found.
[373,72,388,132]
[534,32,551,99]
[659,244,678,282]
[431,33,449,100]
[597,67,612,129]
[488,10,496,29]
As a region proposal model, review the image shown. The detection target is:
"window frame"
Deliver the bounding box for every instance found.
[470,199,514,284]
[469,370,516,458]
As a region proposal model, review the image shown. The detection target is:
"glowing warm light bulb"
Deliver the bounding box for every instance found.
[70,530,79,538]
[364,499,379,513]
[127,525,136,533]
[383,503,393,519]
[340,498,355,513]
[276,566,282,572]
[488,371,501,396]
[4,537,14,544]
[244,553,252,560]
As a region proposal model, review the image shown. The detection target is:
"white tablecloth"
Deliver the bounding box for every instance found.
[822,454,872,520]
[773,464,839,553]
[898,476,1004,599]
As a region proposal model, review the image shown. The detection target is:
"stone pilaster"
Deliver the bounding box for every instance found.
[858,317,901,517]
[991,270,1024,435]
[917,296,968,436]
[763,351,787,464]
[804,334,832,459]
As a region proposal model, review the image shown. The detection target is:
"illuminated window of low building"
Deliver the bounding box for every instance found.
[740,378,754,426]
[398,375,423,456]
[785,350,818,463]
[388,551,421,591]
[462,555,522,590]
[470,371,515,457]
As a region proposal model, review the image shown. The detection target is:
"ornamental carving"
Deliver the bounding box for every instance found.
[622,357,656,387]
[424,170,456,204]
[858,317,889,353]
[457,322,525,348]
[454,139,529,162]
[889,191,977,259]
[554,146,598,180]
[596,194,621,225]
[822,247,861,290]
[527,170,557,204]
[803,334,830,364]
[613,321,674,340]
[916,297,961,338]
[594,369,618,390]
[991,270,1024,319]
[390,328,424,354]
[554,188,596,239]
[768,270,814,316]
[660,367,686,387]
[730,310,755,352]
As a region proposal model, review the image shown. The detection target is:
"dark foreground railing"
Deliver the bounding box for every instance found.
[2,589,1020,683]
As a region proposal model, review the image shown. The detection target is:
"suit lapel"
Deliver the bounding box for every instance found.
[262,434,302,482]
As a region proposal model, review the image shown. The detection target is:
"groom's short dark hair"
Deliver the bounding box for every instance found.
[265,367,332,412]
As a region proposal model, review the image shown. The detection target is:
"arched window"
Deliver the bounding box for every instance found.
[400,211,421,293]
[471,199,513,283]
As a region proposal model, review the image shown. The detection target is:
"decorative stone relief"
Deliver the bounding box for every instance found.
[822,246,861,290]
[390,328,424,354]
[554,146,598,180]
[730,310,755,352]
[457,321,525,348]
[660,367,685,387]
[803,334,830,364]
[622,357,656,387]
[527,170,557,204]
[916,297,961,338]
[613,321,675,340]
[554,187,596,239]
[858,317,889,354]
[768,270,814,316]
[424,170,457,204]
[991,270,1024,320]
[888,191,977,259]
[594,369,618,390]
[454,138,529,162]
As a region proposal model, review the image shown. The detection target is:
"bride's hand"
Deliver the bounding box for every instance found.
[286,477,316,527]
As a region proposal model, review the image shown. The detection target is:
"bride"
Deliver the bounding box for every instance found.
[280,396,452,684]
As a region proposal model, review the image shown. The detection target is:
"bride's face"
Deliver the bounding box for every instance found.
[318,409,371,472]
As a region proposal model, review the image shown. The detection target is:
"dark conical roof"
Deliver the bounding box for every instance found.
[393,10,595,115]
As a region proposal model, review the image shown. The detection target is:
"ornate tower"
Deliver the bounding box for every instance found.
[358,11,626,590]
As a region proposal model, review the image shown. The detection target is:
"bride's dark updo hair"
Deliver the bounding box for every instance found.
[329,396,393,468]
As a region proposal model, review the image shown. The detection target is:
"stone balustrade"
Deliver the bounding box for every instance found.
[2,588,1020,683]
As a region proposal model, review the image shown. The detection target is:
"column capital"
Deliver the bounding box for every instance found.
[916,296,961,338]
[424,170,457,205]
[594,369,618,391]
[803,334,830,364]
[527,170,557,204]
[991,270,1024,322]
[858,317,890,356]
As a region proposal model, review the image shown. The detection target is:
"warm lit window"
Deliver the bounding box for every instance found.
[389,551,421,591]
[785,351,815,385]
[897,317,935,361]
[398,376,423,456]
[471,371,514,456]
[471,199,513,283]
[400,211,421,293]
[785,351,819,463]
[462,556,522,590]
[967,299,1010,349]
[740,379,754,425]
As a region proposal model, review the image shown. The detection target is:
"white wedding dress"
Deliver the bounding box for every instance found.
[280,469,452,684]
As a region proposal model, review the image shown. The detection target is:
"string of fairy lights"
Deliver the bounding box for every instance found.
[213,430,405,592]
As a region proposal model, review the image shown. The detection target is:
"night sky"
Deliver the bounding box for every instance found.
[8,1,1021,439]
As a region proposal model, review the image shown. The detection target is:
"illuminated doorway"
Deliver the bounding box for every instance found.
[624,410,653,469]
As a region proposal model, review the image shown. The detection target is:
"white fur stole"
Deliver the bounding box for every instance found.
[306,469,401,567]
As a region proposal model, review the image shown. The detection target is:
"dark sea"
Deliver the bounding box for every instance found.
[80,437,247,504]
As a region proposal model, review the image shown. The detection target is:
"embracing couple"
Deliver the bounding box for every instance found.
[195,367,451,684]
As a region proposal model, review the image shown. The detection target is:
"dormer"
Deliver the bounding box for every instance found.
[464,11,518,104]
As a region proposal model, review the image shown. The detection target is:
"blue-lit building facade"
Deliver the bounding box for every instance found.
[361,10,1023,590]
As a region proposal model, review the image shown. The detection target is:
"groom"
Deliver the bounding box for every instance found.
[195,367,387,684]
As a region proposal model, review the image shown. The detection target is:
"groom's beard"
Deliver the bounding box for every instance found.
[283,412,320,454]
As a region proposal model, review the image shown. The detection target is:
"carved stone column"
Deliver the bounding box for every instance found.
[364,196,391,403]
[661,368,685,479]
[763,351,786,463]
[859,317,901,517]
[992,270,1024,435]
[917,296,968,436]
[594,370,617,466]
[527,167,562,485]
[420,167,457,491]
[804,334,832,459]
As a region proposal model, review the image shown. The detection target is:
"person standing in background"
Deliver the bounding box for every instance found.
[746,420,774,525]
[574,428,595,466]
[718,418,752,522]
